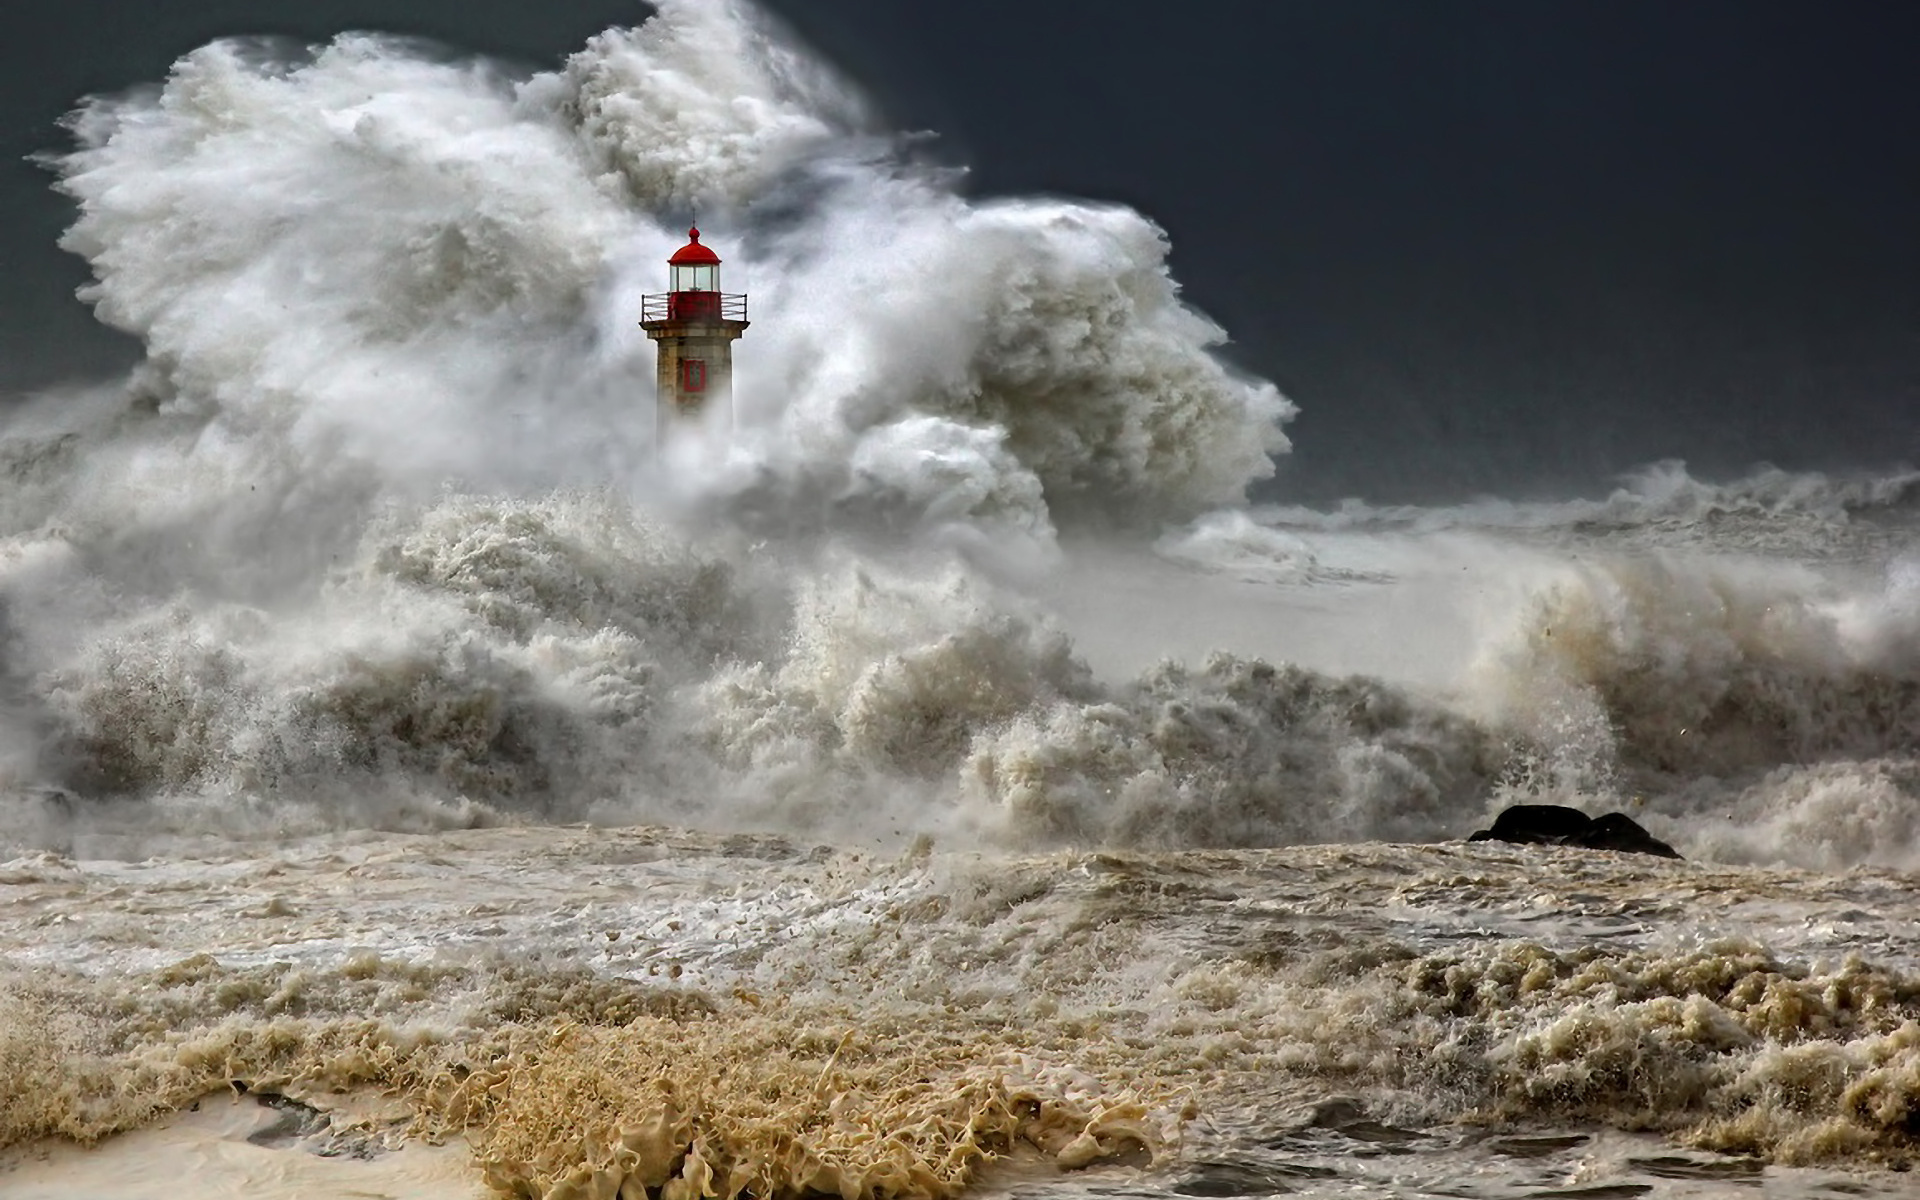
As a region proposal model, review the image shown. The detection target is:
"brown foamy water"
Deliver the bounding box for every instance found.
[5,826,1920,1199]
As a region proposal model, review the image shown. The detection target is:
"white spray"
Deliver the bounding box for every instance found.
[7,0,1918,868]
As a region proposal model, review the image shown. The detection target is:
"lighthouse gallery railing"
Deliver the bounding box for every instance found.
[641,292,748,323]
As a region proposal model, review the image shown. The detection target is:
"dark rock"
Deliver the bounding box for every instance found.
[1469,803,1592,843]
[1468,804,1681,859]
[1584,811,1683,858]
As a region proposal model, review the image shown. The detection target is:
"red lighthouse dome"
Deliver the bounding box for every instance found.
[668,226,721,268]
[665,226,722,302]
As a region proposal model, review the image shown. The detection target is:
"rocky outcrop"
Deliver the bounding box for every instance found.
[1468,804,1682,859]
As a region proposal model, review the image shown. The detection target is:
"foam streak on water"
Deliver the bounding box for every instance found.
[3,1,1920,1195]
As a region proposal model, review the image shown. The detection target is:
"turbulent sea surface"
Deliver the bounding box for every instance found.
[5,3,1920,1197]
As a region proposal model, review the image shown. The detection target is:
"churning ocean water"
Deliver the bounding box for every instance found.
[4,2,1920,1197]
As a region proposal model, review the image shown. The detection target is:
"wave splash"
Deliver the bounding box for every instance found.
[1,0,1323,851]
[6,2,1919,871]
[49,0,1288,544]
[1473,548,1920,867]
[6,487,1503,853]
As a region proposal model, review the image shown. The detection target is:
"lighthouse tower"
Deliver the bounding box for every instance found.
[640,227,749,442]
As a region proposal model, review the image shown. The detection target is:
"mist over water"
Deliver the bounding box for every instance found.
[2,0,1918,872]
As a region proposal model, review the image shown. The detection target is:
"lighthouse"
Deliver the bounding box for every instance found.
[640,227,749,442]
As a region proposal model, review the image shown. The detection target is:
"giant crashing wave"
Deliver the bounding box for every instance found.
[5,0,1920,865]
[4,0,1413,848]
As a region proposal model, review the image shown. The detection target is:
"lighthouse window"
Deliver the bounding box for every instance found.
[682,359,707,392]
[672,264,718,292]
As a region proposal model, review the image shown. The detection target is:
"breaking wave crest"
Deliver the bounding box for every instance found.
[1259,460,1920,559]
[1474,551,1920,867]
[967,657,1502,848]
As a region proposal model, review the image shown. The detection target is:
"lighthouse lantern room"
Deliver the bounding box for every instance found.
[640,226,748,439]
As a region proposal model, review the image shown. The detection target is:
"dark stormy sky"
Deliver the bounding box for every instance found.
[2,1,1915,502]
